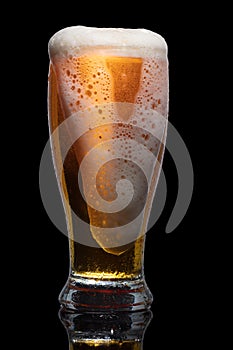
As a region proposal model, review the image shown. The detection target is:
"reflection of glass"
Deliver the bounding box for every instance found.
[59,307,152,349]
[48,26,168,311]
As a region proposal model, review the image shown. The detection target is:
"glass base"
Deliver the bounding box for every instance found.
[59,275,153,312]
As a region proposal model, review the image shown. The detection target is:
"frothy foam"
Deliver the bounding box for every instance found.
[49,26,167,58]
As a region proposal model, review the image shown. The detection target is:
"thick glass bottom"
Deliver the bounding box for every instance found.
[59,275,153,312]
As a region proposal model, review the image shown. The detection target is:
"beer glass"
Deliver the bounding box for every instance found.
[59,307,152,349]
[48,26,168,311]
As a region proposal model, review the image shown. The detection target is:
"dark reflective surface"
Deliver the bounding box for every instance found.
[59,307,152,349]
[40,291,197,349]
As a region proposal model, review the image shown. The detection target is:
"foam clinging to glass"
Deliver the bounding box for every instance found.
[48,26,168,119]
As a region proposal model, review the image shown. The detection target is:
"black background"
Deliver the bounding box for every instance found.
[18,2,214,348]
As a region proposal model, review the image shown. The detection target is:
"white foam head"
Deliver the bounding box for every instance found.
[48,25,167,59]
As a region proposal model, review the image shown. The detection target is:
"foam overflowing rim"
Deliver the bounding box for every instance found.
[48,25,168,58]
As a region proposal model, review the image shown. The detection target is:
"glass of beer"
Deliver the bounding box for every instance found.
[48,26,168,311]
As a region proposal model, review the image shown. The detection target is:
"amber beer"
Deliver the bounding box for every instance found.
[48,26,168,311]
